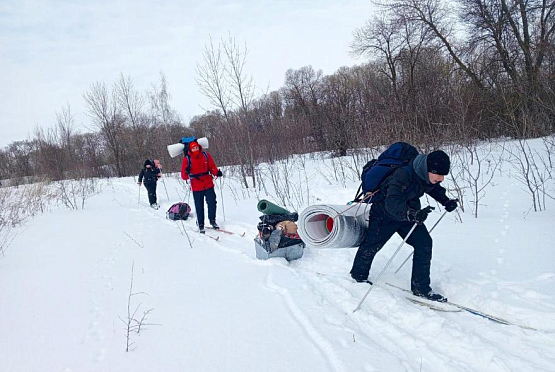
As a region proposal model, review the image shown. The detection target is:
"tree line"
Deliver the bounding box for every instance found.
[1,0,553,187]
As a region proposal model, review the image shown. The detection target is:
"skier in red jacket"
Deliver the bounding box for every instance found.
[181,140,222,233]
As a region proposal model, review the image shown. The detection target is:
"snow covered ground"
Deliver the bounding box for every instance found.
[1,139,555,372]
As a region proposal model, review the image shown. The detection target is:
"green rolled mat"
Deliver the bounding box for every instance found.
[257,199,291,215]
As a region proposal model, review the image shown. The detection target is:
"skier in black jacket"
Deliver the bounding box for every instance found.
[350,150,458,302]
[138,159,161,209]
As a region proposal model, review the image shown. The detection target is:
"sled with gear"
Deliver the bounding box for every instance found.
[166,202,191,220]
[254,203,305,261]
[353,142,419,203]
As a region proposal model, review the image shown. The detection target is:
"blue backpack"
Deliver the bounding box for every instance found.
[353,142,419,203]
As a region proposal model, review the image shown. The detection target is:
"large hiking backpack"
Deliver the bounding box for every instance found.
[166,202,191,220]
[180,136,197,145]
[181,136,211,179]
[353,142,419,203]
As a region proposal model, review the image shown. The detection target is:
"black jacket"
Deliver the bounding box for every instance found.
[138,167,160,184]
[378,155,449,221]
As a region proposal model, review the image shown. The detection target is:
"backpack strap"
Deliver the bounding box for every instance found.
[186,151,211,179]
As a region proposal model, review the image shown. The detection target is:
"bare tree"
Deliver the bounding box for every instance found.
[352,17,405,101]
[116,74,148,167]
[119,262,157,352]
[195,35,258,188]
[84,82,127,177]
[196,36,231,119]
[222,35,258,187]
[508,139,554,212]
[56,104,75,167]
[456,141,501,217]
[54,177,103,210]
[382,0,555,136]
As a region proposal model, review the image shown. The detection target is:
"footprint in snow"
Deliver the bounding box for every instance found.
[95,348,107,363]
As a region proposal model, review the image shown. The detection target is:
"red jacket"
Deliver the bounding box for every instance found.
[181,149,219,191]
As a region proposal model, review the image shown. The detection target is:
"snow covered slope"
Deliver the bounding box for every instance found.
[1,139,554,372]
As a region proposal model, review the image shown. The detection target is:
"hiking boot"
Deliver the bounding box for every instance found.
[413,290,447,303]
[210,221,220,230]
[199,225,205,234]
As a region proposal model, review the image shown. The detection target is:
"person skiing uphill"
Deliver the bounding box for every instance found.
[350,149,458,302]
[138,159,162,209]
[181,140,223,233]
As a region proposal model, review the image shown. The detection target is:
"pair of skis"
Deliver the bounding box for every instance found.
[202,226,246,241]
[312,271,542,332]
[205,226,246,236]
[385,283,540,331]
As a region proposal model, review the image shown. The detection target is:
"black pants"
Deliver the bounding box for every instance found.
[144,182,157,205]
[193,187,217,227]
[350,203,433,293]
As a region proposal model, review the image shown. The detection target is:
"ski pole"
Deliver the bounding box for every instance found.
[138,183,141,204]
[394,210,448,275]
[161,172,170,202]
[353,222,419,313]
[186,181,191,205]
[219,177,226,222]
[154,160,170,202]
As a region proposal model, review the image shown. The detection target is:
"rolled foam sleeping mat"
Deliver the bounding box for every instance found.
[297,204,371,248]
[197,137,209,149]
[167,143,185,158]
[257,199,291,215]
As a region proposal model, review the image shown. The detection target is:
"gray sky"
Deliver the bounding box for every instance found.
[0,0,374,147]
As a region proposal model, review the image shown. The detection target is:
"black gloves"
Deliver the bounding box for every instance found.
[408,206,434,225]
[216,169,223,177]
[444,199,458,212]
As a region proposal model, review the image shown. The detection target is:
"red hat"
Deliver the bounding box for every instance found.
[189,141,200,152]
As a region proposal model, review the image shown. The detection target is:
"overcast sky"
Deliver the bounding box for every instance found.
[0,0,374,147]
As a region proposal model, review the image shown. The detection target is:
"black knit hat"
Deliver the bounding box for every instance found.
[427,150,450,175]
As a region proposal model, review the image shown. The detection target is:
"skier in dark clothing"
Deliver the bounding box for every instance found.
[138,159,162,209]
[350,150,458,302]
[180,140,222,233]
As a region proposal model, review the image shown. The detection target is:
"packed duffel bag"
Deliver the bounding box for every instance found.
[254,235,304,261]
[166,202,191,220]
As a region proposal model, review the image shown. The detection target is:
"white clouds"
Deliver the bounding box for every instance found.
[0,0,373,146]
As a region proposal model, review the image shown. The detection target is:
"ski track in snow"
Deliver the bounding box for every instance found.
[83,240,120,365]
[495,185,511,266]
[153,201,347,372]
[293,264,555,371]
[265,267,347,372]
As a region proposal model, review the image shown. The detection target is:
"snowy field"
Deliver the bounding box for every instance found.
[1,138,555,372]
